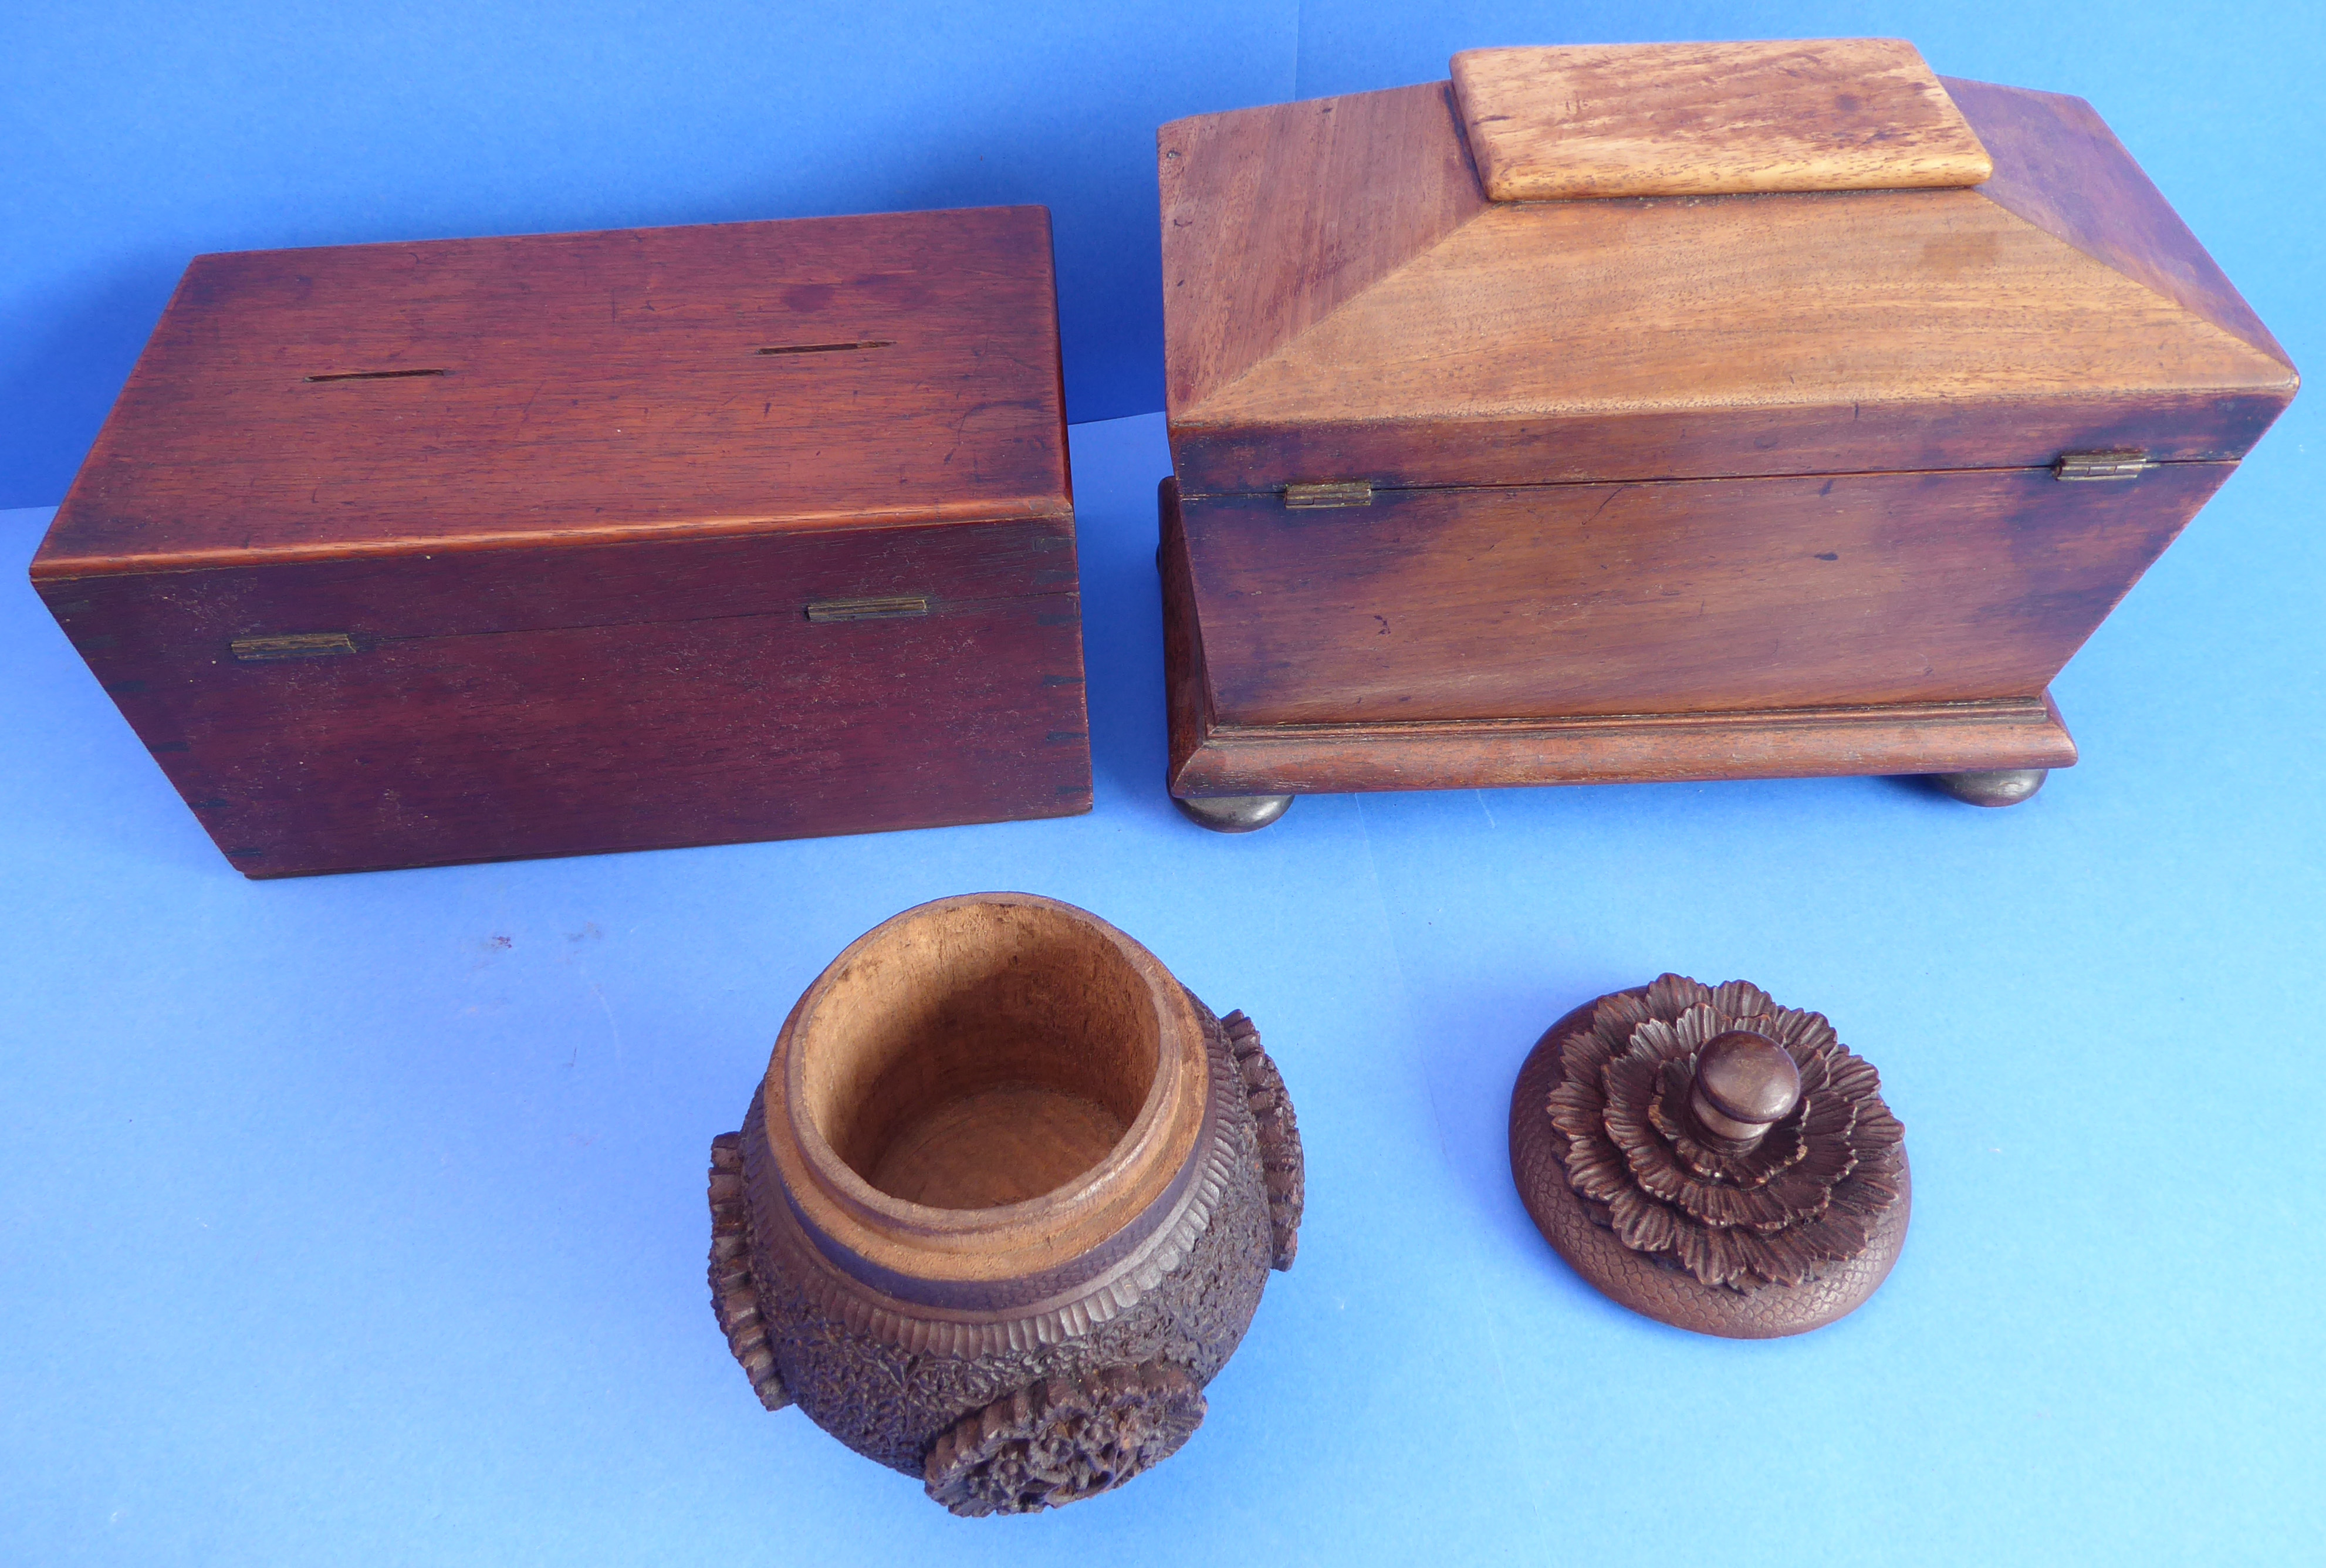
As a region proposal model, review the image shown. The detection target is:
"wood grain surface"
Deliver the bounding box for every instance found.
[38,207,1068,573]
[1452,39,1992,201]
[1942,75,2290,365]
[1158,479,2077,798]
[1158,72,2291,799]
[795,897,1170,1226]
[1158,82,1486,424]
[32,208,1086,874]
[1178,462,2233,725]
[1168,689,2079,798]
[768,894,1215,1306]
[38,518,1088,876]
[866,1086,1129,1210]
[1163,77,2294,495]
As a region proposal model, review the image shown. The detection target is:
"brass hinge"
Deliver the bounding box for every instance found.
[2054,450,2151,482]
[231,633,361,661]
[805,596,929,623]
[1282,480,1374,509]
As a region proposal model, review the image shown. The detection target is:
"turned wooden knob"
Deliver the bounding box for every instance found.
[1688,1030,1801,1145]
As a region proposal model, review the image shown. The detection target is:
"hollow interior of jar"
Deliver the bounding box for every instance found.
[796,903,1164,1211]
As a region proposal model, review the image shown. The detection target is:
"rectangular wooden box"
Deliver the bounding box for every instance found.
[1157,42,2297,803]
[32,207,1089,876]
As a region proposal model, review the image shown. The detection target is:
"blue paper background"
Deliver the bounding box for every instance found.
[5,1,2319,504]
[3,4,2322,1564]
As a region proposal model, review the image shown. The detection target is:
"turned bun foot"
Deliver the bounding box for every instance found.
[1927,767,2048,807]
[1172,793,1294,833]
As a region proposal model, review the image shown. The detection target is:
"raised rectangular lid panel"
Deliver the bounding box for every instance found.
[1452,39,1993,200]
[38,207,1069,577]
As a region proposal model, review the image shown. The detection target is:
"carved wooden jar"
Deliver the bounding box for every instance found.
[708,894,1303,1515]
[1157,39,2297,830]
[32,208,1087,876]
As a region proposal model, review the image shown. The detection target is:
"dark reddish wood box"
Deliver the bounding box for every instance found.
[1156,41,2296,817]
[32,207,1088,876]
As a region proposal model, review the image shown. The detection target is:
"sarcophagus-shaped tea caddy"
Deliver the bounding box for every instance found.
[1156,39,2295,828]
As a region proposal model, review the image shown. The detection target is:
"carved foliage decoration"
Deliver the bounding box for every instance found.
[1544,974,1904,1293]
[708,1133,791,1411]
[1223,1010,1303,1270]
[923,1361,1207,1517]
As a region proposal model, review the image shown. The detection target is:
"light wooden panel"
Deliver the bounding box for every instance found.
[40,208,1068,573]
[1188,188,2288,430]
[1159,83,1487,418]
[1945,75,2290,364]
[1452,39,1992,200]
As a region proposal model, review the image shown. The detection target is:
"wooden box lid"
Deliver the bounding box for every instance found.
[38,207,1069,579]
[1452,38,1992,200]
[1160,42,2295,495]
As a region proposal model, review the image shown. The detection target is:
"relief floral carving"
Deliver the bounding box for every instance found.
[922,1362,1206,1517]
[1544,974,1905,1293]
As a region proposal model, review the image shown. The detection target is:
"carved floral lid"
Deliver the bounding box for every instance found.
[1509,973,1912,1337]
